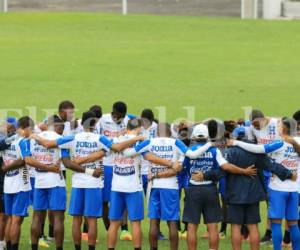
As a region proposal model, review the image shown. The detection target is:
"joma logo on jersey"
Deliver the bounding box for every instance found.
[76,141,97,148]
[151,145,173,152]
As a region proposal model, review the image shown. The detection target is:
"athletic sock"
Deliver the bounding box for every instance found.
[283,230,291,244]
[121,224,128,231]
[75,244,81,250]
[220,221,227,233]
[88,245,95,250]
[289,224,300,249]
[271,223,282,250]
[49,224,54,238]
[150,248,157,250]
[31,243,38,250]
[83,223,88,233]
[56,247,63,250]
[134,248,141,250]
[184,222,188,232]
[6,241,11,250]
[11,243,19,250]
[108,248,114,250]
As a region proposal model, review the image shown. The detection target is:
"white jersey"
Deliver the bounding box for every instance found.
[111,134,143,193]
[138,137,186,190]
[269,140,300,192]
[30,131,65,189]
[141,122,158,175]
[250,118,281,145]
[99,114,129,166]
[1,135,31,194]
[58,132,112,188]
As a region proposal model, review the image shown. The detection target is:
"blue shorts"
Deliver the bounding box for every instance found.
[142,175,148,195]
[33,187,66,211]
[109,191,144,221]
[268,189,299,221]
[177,173,188,191]
[69,188,103,217]
[263,170,271,191]
[30,177,35,205]
[218,178,226,198]
[103,166,113,202]
[4,191,30,217]
[148,188,180,221]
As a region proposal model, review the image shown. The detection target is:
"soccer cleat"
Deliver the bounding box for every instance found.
[38,237,50,248]
[158,231,167,241]
[120,230,132,241]
[260,233,272,245]
[219,231,226,240]
[45,236,54,243]
[81,232,89,241]
[179,230,187,240]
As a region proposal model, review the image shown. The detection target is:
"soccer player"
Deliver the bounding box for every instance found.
[99,101,131,239]
[24,115,66,250]
[57,100,76,136]
[32,110,143,250]
[107,118,180,250]
[230,118,300,250]
[181,124,257,250]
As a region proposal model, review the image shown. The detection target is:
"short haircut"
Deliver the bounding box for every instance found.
[18,116,34,129]
[112,101,127,115]
[157,123,171,137]
[127,118,142,130]
[293,110,300,124]
[282,117,298,136]
[47,115,64,127]
[249,109,265,121]
[207,119,218,139]
[89,105,102,119]
[81,111,97,129]
[58,100,75,112]
[141,109,154,122]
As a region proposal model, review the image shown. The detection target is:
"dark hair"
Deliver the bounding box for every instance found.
[249,109,265,121]
[58,100,75,112]
[157,123,171,137]
[293,110,300,124]
[141,109,154,122]
[81,111,97,130]
[47,115,64,127]
[89,105,102,119]
[18,116,34,129]
[112,101,127,115]
[282,117,298,136]
[127,118,142,130]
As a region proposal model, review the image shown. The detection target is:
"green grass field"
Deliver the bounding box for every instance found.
[0,12,300,249]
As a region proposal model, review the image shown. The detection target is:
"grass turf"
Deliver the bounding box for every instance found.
[0,12,299,249]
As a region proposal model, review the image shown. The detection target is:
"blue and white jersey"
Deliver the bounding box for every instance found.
[269,139,300,192]
[136,137,187,190]
[30,131,65,189]
[99,113,129,166]
[0,135,31,194]
[111,134,143,193]
[183,144,227,186]
[58,132,112,188]
[141,122,158,175]
[250,118,281,145]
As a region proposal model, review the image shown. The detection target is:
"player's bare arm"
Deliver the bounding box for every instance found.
[1,158,25,172]
[110,135,145,152]
[73,150,106,165]
[24,157,60,173]
[221,163,257,178]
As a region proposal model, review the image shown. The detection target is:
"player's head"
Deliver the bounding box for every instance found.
[141,109,154,129]
[249,109,265,130]
[89,105,102,119]
[293,110,300,133]
[281,117,298,136]
[111,101,127,125]
[58,100,75,122]
[191,124,209,143]
[157,123,171,138]
[81,111,98,131]
[206,119,225,141]
[18,116,34,138]
[127,118,142,135]
[47,115,65,135]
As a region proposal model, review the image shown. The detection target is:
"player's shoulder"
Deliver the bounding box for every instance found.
[101,114,112,123]
[294,136,300,144]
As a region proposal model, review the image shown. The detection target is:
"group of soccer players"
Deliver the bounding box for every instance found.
[0,100,299,250]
